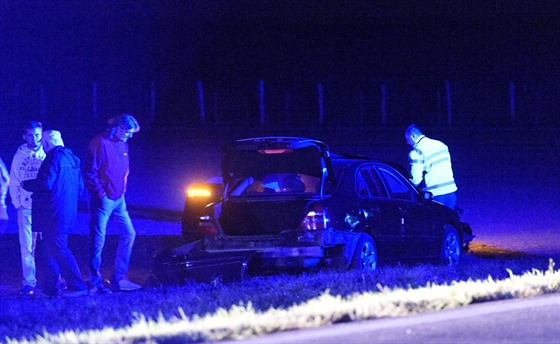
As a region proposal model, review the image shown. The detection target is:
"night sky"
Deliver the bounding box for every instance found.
[1,1,559,124]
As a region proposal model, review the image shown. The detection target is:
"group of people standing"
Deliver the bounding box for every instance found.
[0,118,458,298]
[0,114,142,297]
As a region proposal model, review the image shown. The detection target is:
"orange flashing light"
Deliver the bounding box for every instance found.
[187,187,212,198]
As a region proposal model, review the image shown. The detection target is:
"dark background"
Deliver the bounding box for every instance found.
[0,2,559,300]
[1,1,559,130]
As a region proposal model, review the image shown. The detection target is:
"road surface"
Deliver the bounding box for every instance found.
[225,293,560,344]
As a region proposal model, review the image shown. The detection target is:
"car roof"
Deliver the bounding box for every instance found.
[330,154,410,180]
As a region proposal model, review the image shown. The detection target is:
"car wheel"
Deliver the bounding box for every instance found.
[351,233,378,272]
[441,225,461,267]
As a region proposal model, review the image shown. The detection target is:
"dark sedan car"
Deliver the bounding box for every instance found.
[158,137,473,282]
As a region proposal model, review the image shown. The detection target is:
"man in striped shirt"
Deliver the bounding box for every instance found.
[405,124,458,210]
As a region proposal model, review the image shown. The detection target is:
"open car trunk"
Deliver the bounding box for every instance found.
[221,137,335,188]
[218,137,335,237]
[219,199,311,236]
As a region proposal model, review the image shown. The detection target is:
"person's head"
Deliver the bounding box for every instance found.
[23,121,43,150]
[107,114,140,142]
[404,124,423,146]
[41,130,64,152]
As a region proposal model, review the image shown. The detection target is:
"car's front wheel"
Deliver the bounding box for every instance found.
[351,233,378,272]
[441,225,461,267]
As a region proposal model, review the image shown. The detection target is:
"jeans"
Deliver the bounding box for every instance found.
[433,192,457,210]
[89,195,136,285]
[43,231,87,294]
[17,208,38,287]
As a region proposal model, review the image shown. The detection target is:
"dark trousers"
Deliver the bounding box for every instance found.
[42,232,87,294]
[433,192,457,210]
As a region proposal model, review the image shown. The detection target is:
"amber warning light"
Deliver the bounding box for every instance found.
[187,186,212,198]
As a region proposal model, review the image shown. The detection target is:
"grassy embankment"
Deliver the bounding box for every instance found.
[2,244,560,343]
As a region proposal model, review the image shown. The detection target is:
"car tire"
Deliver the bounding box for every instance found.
[441,225,461,267]
[351,233,378,272]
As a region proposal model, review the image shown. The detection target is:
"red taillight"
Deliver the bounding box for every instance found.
[258,148,293,154]
[198,215,218,235]
[301,208,330,231]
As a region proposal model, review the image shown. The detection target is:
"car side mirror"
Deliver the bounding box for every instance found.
[420,191,433,202]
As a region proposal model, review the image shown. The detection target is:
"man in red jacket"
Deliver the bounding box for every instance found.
[84,114,141,292]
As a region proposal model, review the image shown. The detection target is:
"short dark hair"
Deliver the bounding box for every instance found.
[405,124,422,137]
[24,121,42,132]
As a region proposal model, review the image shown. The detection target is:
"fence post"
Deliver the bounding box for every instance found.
[284,90,290,125]
[92,82,97,122]
[509,81,515,124]
[39,84,46,120]
[259,79,265,126]
[359,90,365,125]
[318,82,324,125]
[535,89,542,125]
[445,80,452,127]
[436,89,442,125]
[14,82,20,120]
[213,91,218,124]
[197,81,206,124]
[381,83,387,127]
[75,89,81,122]
[150,81,156,124]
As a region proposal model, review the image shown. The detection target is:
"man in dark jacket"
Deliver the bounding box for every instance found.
[23,130,88,297]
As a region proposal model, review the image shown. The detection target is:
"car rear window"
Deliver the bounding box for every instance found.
[229,173,321,196]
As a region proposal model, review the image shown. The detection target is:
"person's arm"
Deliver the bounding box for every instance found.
[78,168,85,196]
[0,158,8,207]
[83,139,107,199]
[408,149,424,187]
[0,158,8,185]
[9,152,23,209]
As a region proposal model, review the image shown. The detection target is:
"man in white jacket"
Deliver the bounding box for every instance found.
[9,121,46,296]
[0,156,9,234]
[405,124,458,210]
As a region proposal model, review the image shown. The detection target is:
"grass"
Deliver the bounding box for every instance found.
[2,245,560,343]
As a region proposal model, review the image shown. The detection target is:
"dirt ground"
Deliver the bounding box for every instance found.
[0,126,558,296]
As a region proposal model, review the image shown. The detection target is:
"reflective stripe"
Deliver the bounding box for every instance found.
[430,156,451,166]
[424,180,456,191]
[425,149,449,162]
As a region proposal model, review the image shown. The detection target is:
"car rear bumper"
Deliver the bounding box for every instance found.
[153,243,251,284]
[204,238,326,268]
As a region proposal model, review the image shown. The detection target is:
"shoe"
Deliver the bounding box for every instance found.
[63,289,89,297]
[111,278,142,291]
[19,285,35,296]
[43,288,61,298]
[89,284,112,295]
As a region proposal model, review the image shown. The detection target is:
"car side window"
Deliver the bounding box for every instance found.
[357,166,387,198]
[377,167,415,201]
[356,172,369,197]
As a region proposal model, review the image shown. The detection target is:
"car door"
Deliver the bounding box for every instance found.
[374,165,432,259]
[354,165,405,260]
